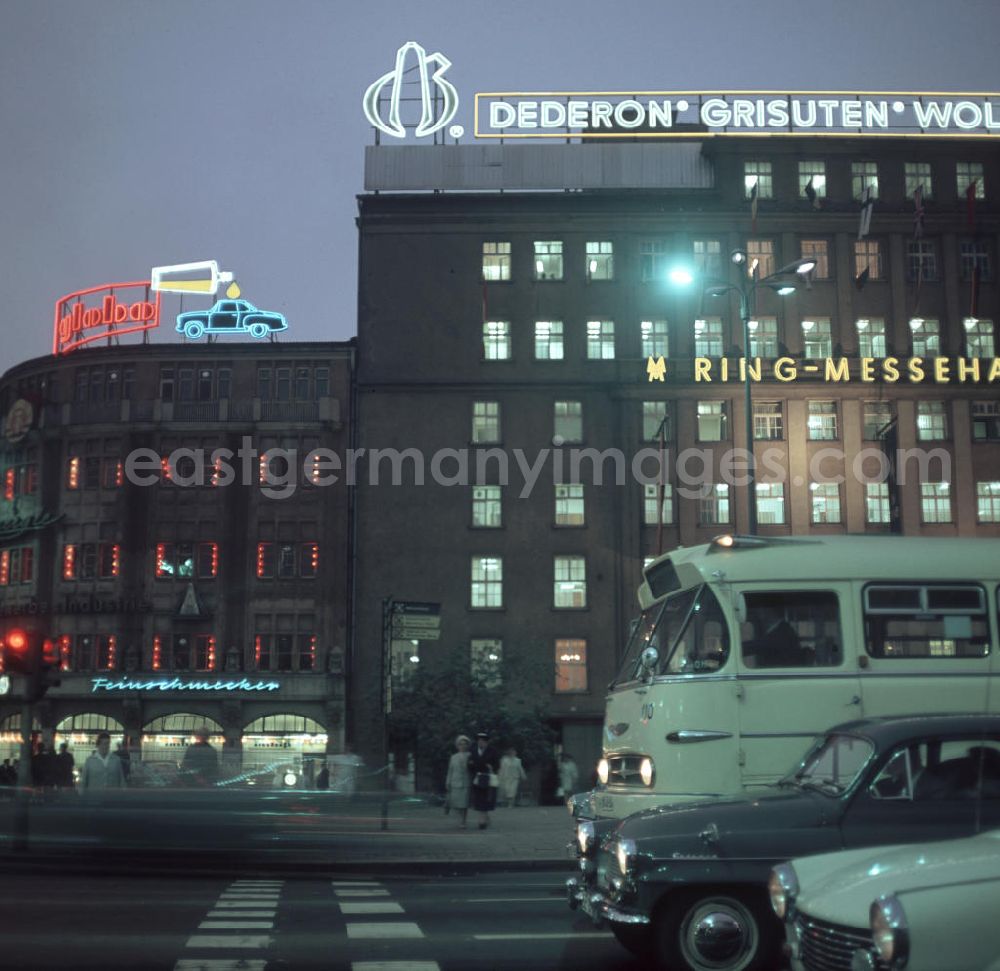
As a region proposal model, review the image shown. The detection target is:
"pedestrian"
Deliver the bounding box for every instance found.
[315,764,330,789]
[498,746,527,808]
[181,726,220,786]
[81,732,127,791]
[54,742,75,788]
[467,730,499,829]
[445,734,471,828]
[31,741,56,788]
[557,751,579,802]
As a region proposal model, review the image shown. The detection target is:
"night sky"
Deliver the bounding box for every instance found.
[2,0,998,376]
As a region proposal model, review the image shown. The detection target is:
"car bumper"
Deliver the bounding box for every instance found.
[566,876,650,927]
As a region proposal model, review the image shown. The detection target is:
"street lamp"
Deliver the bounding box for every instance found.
[705,253,814,534]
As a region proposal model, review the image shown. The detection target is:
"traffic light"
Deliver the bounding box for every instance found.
[0,629,61,701]
[1,629,31,674]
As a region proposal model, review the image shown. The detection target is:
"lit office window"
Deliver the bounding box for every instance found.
[693,239,722,278]
[534,240,563,280]
[748,317,778,358]
[921,482,952,523]
[917,401,948,441]
[586,320,615,359]
[856,318,886,357]
[643,483,673,525]
[802,318,833,358]
[808,401,838,441]
[697,401,727,442]
[965,319,995,358]
[863,401,893,440]
[694,317,724,357]
[471,556,503,608]
[811,483,841,524]
[756,483,786,525]
[746,239,775,277]
[555,484,585,526]
[753,401,783,440]
[852,161,879,200]
[483,321,511,360]
[976,482,1000,523]
[699,484,730,525]
[640,239,670,282]
[586,241,614,280]
[905,162,933,199]
[642,401,671,441]
[482,241,511,281]
[972,401,1000,440]
[472,486,502,528]
[554,401,583,442]
[866,483,891,525]
[800,240,829,278]
[909,318,940,356]
[641,319,669,358]
[555,639,588,693]
[854,240,883,280]
[534,321,564,360]
[956,162,985,199]
[472,401,501,443]
[798,161,827,199]
[554,556,586,608]
[744,161,773,198]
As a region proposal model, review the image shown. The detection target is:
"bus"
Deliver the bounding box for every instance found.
[581,533,1000,821]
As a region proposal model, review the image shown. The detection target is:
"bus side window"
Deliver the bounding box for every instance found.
[741,591,842,668]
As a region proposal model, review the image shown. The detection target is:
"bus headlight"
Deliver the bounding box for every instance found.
[768,863,799,921]
[639,757,655,787]
[597,758,609,785]
[871,895,909,967]
[577,820,596,856]
[616,838,637,876]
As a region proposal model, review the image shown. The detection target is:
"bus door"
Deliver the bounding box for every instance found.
[859,582,994,717]
[736,588,862,788]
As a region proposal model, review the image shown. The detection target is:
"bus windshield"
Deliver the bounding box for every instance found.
[614,585,730,685]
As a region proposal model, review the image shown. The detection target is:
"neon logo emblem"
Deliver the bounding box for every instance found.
[54,282,161,355]
[363,41,460,139]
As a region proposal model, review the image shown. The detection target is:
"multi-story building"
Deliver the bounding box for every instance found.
[0,340,354,782]
[353,134,1000,776]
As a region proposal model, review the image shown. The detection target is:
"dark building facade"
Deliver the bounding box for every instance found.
[0,340,354,783]
[353,136,1000,776]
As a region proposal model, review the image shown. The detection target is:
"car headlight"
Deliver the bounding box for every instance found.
[616,838,637,876]
[768,863,799,921]
[639,757,654,787]
[597,758,609,785]
[577,820,596,856]
[871,894,909,968]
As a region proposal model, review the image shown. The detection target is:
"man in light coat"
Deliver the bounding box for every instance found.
[81,732,126,791]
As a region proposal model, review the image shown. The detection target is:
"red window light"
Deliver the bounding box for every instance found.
[115,461,124,487]
[105,635,116,670]
[207,636,216,670]
[210,543,219,578]
[110,544,121,577]
[259,455,268,484]
[4,469,14,502]
[156,543,169,577]
[256,543,267,578]
[58,635,71,672]
[254,635,263,667]
[211,456,222,487]
[310,543,320,572]
[63,545,77,580]
[161,456,171,481]
[67,457,80,490]
[309,635,317,667]
[152,635,162,671]
[0,551,9,586]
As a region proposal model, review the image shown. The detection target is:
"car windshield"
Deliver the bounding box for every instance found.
[782,733,875,796]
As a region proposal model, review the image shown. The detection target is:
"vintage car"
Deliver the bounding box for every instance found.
[567,714,1000,971]
[771,828,1000,971]
[175,299,287,340]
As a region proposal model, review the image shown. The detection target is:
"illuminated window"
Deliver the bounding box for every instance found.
[753,401,783,440]
[101,458,123,489]
[798,161,826,199]
[748,316,779,358]
[960,240,991,282]
[965,319,995,358]
[471,556,503,608]
[905,162,933,199]
[194,634,216,672]
[256,542,274,578]
[811,483,842,524]
[471,639,503,687]
[694,317,724,357]
[693,239,722,279]
[555,638,587,693]
[198,542,219,578]
[482,241,511,282]
[641,319,669,358]
[533,241,563,280]
[472,401,501,444]
[585,241,614,281]
[852,161,879,200]
[640,239,670,283]
[863,401,893,440]
[554,556,586,608]
[800,240,829,278]
[98,543,121,579]
[152,635,162,671]
[808,401,838,441]
[59,635,72,672]
[553,401,583,443]
[586,320,615,359]
[67,456,81,490]
[866,482,891,525]
[97,634,117,671]
[746,239,775,277]
[957,162,985,199]
[700,484,730,525]
[643,483,673,525]
[3,469,13,502]
[300,543,319,578]
[62,544,77,580]
[921,482,952,523]
[906,241,937,281]
[472,486,502,528]
[856,318,887,357]
[917,401,948,441]
[972,401,1000,440]
[157,542,215,578]
[696,401,727,442]
[744,161,772,199]
[756,483,786,525]
[802,318,833,358]
[643,401,671,441]
[854,240,883,280]
[483,321,511,360]
[0,550,9,586]
[555,484,585,526]
[534,321,564,360]
[910,318,940,356]
[299,633,317,672]
[977,482,1000,523]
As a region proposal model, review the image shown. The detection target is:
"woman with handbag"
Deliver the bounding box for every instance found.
[445,734,471,828]
[467,730,499,829]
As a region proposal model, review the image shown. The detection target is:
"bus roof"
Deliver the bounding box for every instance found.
[640,535,1000,607]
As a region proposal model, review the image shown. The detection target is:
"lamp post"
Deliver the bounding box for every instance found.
[704,252,815,535]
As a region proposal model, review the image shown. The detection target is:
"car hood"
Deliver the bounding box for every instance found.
[614,787,842,861]
[795,828,1000,927]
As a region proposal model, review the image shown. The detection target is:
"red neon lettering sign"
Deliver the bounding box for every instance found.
[53,281,161,355]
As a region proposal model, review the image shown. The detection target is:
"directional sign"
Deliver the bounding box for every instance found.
[391,601,441,641]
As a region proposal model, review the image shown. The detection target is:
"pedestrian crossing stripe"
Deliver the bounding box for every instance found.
[184,934,273,948]
[351,964,441,971]
[175,961,268,971]
[338,902,405,915]
[345,922,424,940]
[334,889,390,897]
[198,921,274,930]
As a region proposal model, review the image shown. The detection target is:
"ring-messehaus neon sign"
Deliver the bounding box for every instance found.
[91,677,281,693]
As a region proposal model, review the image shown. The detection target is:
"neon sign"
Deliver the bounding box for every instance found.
[54,282,161,355]
[175,282,287,341]
[364,41,461,139]
[90,676,281,693]
[473,90,1000,139]
[151,260,234,295]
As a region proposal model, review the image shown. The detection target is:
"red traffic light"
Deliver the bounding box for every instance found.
[7,629,27,652]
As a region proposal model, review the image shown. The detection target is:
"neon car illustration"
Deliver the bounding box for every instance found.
[175,300,287,340]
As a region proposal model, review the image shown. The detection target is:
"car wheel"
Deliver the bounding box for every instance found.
[610,923,653,957]
[653,888,778,971]
[184,321,205,340]
[249,322,268,339]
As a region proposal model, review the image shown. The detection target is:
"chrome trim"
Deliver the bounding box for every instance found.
[596,896,651,926]
[667,729,734,743]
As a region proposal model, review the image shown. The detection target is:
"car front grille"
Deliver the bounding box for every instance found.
[607,755,646,787]
[796,913,888,971]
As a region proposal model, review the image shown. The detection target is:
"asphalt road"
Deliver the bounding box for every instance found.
[0,868,646,971]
